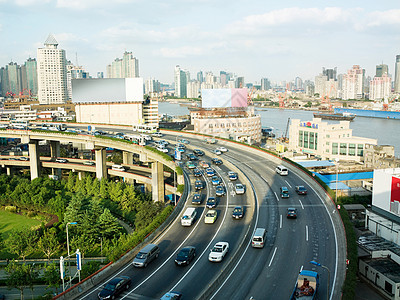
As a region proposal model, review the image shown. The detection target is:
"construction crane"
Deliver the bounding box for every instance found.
[19,88,32,98]
[282,118,290,142]
[278,90,288,108]
[5,91,15,98]
[382,96,398,111]
[247,87,256,106]
[320,83,336,111]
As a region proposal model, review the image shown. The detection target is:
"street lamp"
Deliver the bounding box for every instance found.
[66,222,77,256]
[335,158,339,203]
[310,260,331,300]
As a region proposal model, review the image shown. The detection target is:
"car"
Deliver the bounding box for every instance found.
[232,206,244,219]
[177,143,186,149]
[178,139,190,144]
[194,180,204,190]
[235,183,245,195]
[211,158,223,165]
[211,176,220,186]
[199,161,210,169]
[193,168,202,177]
[83,160,95,166]
[215,185,226,197]
[176,146,185,153]
[217,146,228,152]
[206,168,215,177]
[193,149,204,156]
[55,158,68,163]
[152,132,163,137]
[191,193,202,204]
[160,291,182,300]
[157,146,168,153]
[186,161,196,169]
[186,153,197,161]
[206,197,217,208]
[213,149,222,155]
[280,186,290,198]
[208,241,229,262]
[287,208,297,219]
[175,246,196,266]
[19,157,29,161]
[204,210,218,224]
[98,276,131,300]
[228,171,238,181]
[295,185,308,195]
[158,140,169,146]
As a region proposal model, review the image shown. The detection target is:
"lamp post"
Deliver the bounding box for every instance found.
[335,158,339,203]
[66,222,77,256]
[310,260,331,300]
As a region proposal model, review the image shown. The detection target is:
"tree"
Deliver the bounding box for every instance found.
[134,201,163,230]
[43,262,61,294]
[66,172,76,192]
[38,228,60,260]
[7,228,37,260]
[98,209,122,240]
[5,260,38,300]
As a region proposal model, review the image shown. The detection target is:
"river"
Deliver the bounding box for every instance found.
[158,102,400,157]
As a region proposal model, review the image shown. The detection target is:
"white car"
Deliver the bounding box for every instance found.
[217,146,228,152]
[156,146,168,153]
[235,183,245,195]
[213,149,222,155]
[152,132,163,137]
[55,158,68,163]
[208,242,229,262]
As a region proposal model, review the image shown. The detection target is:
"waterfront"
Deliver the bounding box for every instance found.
[158,102,400,157]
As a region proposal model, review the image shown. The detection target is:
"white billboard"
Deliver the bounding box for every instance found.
[201,88,248,108]
[72,78,144,103]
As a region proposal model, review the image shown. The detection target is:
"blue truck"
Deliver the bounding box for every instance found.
[290,270,319,300]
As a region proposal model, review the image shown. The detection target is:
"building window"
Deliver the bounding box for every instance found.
[299,130,303,147]
[349,144,356,156]
[315,133,318,150]
[303,131,308,148]
[326,134,330,138]
[332,143,338,155]
[340,143,347,155]
[357,144,364,156]
[309,132,314,149]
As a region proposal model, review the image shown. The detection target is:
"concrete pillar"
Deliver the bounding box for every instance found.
[151,161,165,202]
[29,140,40,180]
[144,183,152,193]
[139,152,147,162]
[50,141,61,178]
[6,167,12,176]
[123,151,134,184]
[78,172,83,181]
[95,148,107,180]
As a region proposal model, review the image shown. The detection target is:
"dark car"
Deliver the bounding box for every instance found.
[212,158,223,165]
[206,197,217,208]
[232,206,244,219]
[193,168,202,177]
[191,194,202,204]
[175,246,196,266]
[98,276,131,300]
[211,176,220,186]
[186,153,197,161]
[193,149,204,156]
[228,171,238,181]
[215,185,226,197]
[287,208,297,219]
[195,180,204,190]
[160,291,183,300]
[295,185,308,195]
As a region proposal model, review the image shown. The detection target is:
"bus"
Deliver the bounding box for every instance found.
[41,123,67,131]
[132,124,158,134]
[10,120,30,130]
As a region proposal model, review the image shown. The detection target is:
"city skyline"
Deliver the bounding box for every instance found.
[0,1,399,83]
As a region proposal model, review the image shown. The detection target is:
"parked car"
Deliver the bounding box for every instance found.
[98,276,131,300]
[191,194,202,205]
[287,208,297,219]
[228,171,238,181]
[175,246,196,266]
[204,210,218,224]
[206,197,217,208]
[215,185,226,197]
[232,206,244,219]
[295,185,308,195]
[280,186,290,198]
[208,242,229,262]
[235,183,245,195]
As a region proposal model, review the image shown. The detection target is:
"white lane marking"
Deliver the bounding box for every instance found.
[280,214,282,229]
[299,199,304,210]
[244,163,253,169]
[285,180,292,188]
[261,176,268,183]
[268,247,278,267]
[274,192,279,202]
[305,225,309,242]
[300,265,303,272]
[169,168,231,291]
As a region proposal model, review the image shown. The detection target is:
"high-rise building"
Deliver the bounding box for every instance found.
[236,77,245,88]
[197,71,204,83]
[294,77,303,91]
[174,65,187,98]
[342,65,365,100]
[322,67,337,81]
[23,58,37,96]
[66,63,90,100]
[261,78,271,90]
[187,80,201,98]
[97,72,104,78]
[395,55,400,93]
[37,34,68,104]
[220,71,227,86]
[106,51,139,78]
[376,64,389,77]
[369,73,392,100]
[0,62,22,96]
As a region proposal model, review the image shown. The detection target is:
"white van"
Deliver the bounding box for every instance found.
[276,165,289,176]
[252,228,267,248]
[181,207,197,226]
[112,164,126,172]
[140,134,152,141]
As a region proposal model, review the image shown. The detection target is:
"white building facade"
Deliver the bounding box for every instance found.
[289,118,377,161]
[37,34,68,105]
[342,65,365,100]
[369,74,392,100]
[106,51,139,78]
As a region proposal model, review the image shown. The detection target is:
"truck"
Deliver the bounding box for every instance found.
[290,270,319,300]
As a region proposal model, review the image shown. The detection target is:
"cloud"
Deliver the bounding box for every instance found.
[56,0,137,10]
[15,0,50,6]
[366,9,400,27]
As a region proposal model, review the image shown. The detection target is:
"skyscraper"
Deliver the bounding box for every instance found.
[376,64,389,77]
[322,67,337,81]
[106,51,139,78]
[342,65,365,100]
[197,71,203,83]
[37,34,68,104]
[174,65,187,98]
[23,58,38,96]
[261,78,271,90]
[395,55,400,93]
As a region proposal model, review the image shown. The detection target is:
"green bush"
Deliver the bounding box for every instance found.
[176,184,184,194]
[4,206,17,213]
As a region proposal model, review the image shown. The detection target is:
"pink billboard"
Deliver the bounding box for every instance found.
[231,88,248,107]
[201,88,248,108]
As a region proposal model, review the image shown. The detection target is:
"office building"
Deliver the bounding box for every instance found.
[376,64,389,77]
[220,71,227,86]
[106,51,139,78]
[187,81,201,98]
[236,77,245,88]
[395,55,400,93]
[97,72,104,78]
[0,62,22,96]
[369,74,392,101]
[22,58,38,96]
[315,73,338,99]
[322,67,337,81]
[145,78,161,95]
[342,65,365,100]
[261,78,271,91]
[37,34,68,104]
[197,71,204,83]
[174,65,187,98]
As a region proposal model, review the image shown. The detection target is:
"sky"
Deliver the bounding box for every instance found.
[0,0,399,84]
